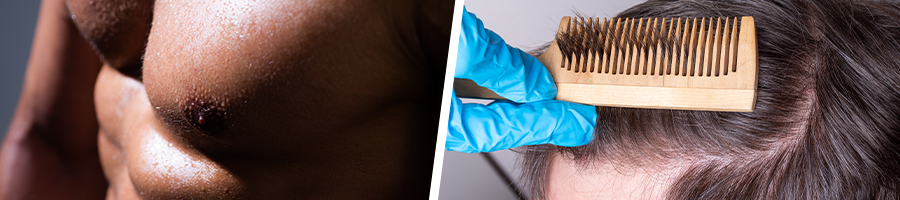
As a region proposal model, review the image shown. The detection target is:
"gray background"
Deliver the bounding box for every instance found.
[0,1,41,140]
[439,0,644,199]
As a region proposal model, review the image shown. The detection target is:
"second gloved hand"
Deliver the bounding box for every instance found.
[446,7,598,153]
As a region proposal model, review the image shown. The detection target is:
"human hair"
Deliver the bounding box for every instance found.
[518,0,900,199]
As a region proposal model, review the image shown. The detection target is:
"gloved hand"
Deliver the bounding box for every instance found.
[447,7,598,153]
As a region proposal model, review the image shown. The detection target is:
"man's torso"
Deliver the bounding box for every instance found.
[68,0,450,198]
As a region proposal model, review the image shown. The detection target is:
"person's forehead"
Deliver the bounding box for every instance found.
[545,154,678,200]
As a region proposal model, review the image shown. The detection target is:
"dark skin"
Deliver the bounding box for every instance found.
[0,0,451,199]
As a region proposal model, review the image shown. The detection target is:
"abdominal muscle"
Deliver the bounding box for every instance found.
[94,48,438,199]
[95,66,242,199]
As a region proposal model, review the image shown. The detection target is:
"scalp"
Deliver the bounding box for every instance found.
[520,0,900,199]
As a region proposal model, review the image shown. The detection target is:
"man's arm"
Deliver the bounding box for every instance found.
[0,0,106,199]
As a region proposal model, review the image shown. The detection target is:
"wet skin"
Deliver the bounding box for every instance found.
[0,0,451,199]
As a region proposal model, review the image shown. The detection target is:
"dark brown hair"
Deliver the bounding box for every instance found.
[518,0,900,199]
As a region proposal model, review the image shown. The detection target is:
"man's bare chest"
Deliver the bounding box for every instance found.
[84,0,441,197]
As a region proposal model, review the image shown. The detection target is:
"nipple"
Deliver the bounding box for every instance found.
[184,98,227,135]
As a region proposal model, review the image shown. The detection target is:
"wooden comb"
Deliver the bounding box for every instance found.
[454,16,758,112]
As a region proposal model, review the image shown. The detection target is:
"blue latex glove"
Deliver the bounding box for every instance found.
[447,7,598,153]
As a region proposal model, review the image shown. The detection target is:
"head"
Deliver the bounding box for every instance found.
[519,0,900,199]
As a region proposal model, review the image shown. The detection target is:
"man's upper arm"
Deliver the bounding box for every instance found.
[0,0,106,199]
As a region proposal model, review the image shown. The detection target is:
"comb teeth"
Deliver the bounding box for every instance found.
[452,16,757,112]
[557,17,742,77]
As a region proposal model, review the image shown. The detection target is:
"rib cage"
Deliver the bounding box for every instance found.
[556,17,742,77]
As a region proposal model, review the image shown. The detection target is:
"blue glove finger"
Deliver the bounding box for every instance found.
[456,7,557,103]
[446,91,597,153]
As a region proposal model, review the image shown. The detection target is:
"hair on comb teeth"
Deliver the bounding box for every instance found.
[556,17,742,77]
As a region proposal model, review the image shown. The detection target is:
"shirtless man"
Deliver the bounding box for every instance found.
[0,0,452,199]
